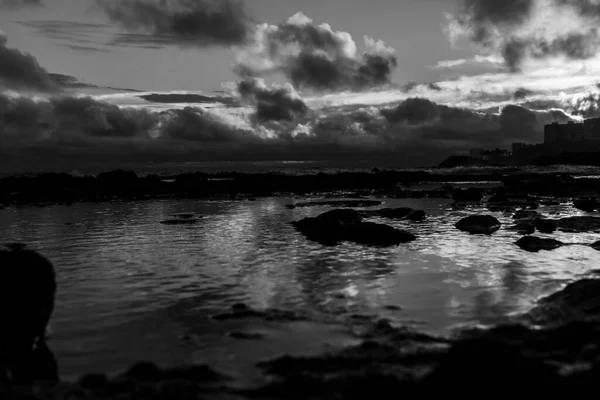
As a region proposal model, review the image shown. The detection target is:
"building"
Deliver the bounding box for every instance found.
[584,117,600,140]
[544,121,585,144]
[469,148,484,158]
[512,142,532,152]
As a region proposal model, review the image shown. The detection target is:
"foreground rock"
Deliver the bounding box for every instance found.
[574,198,600,212]
[557,216,600,233]
[525,279,600,325]
[455,215,501,235]
[292,209,416,247]
[515,236,565,252]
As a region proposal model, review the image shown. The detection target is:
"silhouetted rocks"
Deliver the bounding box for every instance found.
[557,216,600,233]
[525,279,600,325]
[407,210,427,222]
[286,200,382,209]
[509,222,536,235]
[591,241,600,251]
[515,236,565,252]
[534,219,557,234]
[0,244,58,384]
[574,198,600,212]
[451,188,483,202]
[455,215,501,235]
[513,210,542,220]
[293,210,416,247]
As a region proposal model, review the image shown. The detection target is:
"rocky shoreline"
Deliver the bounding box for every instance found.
[1,167,600,209]
[4,276,600,399]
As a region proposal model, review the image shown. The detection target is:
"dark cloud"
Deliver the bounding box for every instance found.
[238,78,310,123]
[158,107,251,142]
[235,13,397,92]
[450,0,600,70]
[0,36,58,92]
[139,93,239,107]
[96,0,252,48]
[0,0,43,10]
[513,87,534,100]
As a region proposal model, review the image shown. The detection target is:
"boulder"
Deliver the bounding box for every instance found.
[574,199,600,213]
[557,216,600,233]
[591,241,600,251]
[407,210,427,222]
[525,279,600,325]
[455,215,501,235]
[509,222,536,235]
[344,222,417,247]
[513,210,542,221]
[534,219,557,234]
[515,236,565,252]
[452,188,483,202]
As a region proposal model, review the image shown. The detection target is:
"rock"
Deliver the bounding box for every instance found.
[591,241,600,251]
[172,213,195,219]
[557,216,600,233]
[160,219,199,225]
[574,198,600,212]
[123,362,163,381]
[407,210,427,222]
[526,279,600,325]
[455,215,501,235]
[286,200,382,209]
[488,193,509,203]
[0,244,57,384]
[361,207,415,219]
[316,209,363,225]
[344,222,417,247]
[515,236,565,252]
[452,188,483,202]
[509,222,536,235]
[534,219,557,234]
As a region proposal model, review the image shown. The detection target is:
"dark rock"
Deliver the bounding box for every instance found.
[124,362,163,381]
[316,209,363,225]
[160,219,200,225]
[488,193,509,203]
[574,198,600,212]
[591,241,600,251]
[455,215,501,235]
[526,279,600,325]
[452,188,483,202]
[361,207,414,219]
[515,236,565,252]
[407,210,427,222]
[557,216,600,233]
[172,213,195,219]
[0,244,57,384]
[534,218,557,234]
[286,200,382,209]
[77,374,109,391]
[509,222,536,235]
[344,222,417,247]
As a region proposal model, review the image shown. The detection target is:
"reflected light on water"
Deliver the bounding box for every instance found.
[0,196,599,378]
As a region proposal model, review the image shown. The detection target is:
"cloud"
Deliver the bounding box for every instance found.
[96,0,252,48]
[0,34,58,92]
[238,78,310,123]
[0,0,43,10]
[234,12,398,92]
[447,0,600,70]
[139,93,239,107]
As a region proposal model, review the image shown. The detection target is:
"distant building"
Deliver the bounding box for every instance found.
[469,148,484,158]
[481,148,509,161]
[512,142,532,152]
[544,119,600,144]
[584,117,600,140]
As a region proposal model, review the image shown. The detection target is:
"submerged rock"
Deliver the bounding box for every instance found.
[513,210,542,221]
[286,200,382,209]
[451,188,483,202]
[534,219,557,234]
[515,236,565,252]
[557,216,600,233]
[455,215,501,235]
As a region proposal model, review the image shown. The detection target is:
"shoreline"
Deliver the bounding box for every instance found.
[2,166,600,209]
[7,275,600,398]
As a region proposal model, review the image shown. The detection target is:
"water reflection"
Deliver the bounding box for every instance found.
[0,195,599,377]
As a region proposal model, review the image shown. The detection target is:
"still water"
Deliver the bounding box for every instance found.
[1,193,599,380]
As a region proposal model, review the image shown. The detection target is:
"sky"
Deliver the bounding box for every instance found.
[2,0,600,174]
